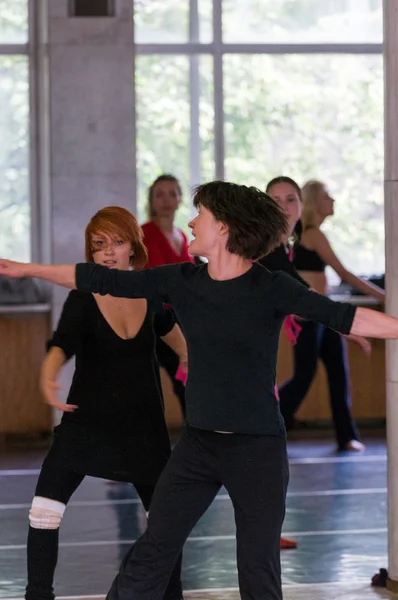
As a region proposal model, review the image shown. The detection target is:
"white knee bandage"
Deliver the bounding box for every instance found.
[29,496,66,530]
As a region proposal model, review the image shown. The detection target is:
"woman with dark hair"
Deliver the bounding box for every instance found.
[142,174,194,417]
[260,176,309,289]
[261,176,370,549]
[22,206,185,600]
[277,179,384,451]
[259,176,304,551]
[2,180,397,600]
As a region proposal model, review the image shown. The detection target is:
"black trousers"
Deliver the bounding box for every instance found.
[156,338,186,417]
[107,425,289,600]
[278,320,359,449]
[25,462,182,600]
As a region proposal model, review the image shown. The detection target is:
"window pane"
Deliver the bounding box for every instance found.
[134,0,189,43]
[199,55,215,182]
[224,54,384,277]
[0,0,28,43]
[135,54,214,227]
[223,0,382,44]
[0,56,30,261]
[198,0,213,43]
[135,56,190,226]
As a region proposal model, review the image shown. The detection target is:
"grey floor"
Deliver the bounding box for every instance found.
[0,435,396,599]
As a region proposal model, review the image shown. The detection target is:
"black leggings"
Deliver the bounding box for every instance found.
[25,462,182,600]
[279,320,359,449]
[107,425,289,600]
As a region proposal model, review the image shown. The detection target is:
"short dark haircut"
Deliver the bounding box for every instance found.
[266,175,302,201]
[147,174,182,219]
[193,181,288,260]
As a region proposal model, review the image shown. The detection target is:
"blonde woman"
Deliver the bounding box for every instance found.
[278,180,384,451]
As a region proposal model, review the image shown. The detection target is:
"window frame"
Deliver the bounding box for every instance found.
[134,0,383,194]
[0,0,50,263]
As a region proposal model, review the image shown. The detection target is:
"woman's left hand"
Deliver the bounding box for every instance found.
[344,333,372,357]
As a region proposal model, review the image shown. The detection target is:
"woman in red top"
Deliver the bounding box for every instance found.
[142,175,193,268]
[142,175,194,417]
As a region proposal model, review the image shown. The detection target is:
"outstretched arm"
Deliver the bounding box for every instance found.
[0,260,76,288]
[350,307,398,339]
[0,259,176,302]
[272,271,395,339]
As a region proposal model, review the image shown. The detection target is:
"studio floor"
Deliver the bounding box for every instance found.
[0,434,396,600]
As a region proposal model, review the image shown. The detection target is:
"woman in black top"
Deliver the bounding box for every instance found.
[1,181,397,600]
[261,176,372,549]
[259,176,305,551]
[260,176,309,287]
[24,207,186,600]
[278,179,383,451]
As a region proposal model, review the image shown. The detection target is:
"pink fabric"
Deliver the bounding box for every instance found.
[283,315,302,345]
[176,364,188,386]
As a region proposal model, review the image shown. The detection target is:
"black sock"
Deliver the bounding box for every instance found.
[25,526,59,600]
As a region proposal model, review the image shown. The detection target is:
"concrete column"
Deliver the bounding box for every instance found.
[48,0,136,404]
[384,0,398,590]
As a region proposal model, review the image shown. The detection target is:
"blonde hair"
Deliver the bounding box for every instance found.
[301,180,325,231]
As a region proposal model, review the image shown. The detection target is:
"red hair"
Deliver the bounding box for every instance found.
[85,206,148,268]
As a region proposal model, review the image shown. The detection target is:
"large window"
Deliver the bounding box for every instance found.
[134,0,384,276]
[0,0,30,261]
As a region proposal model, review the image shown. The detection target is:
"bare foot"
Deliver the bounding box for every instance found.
[343,440,365,452]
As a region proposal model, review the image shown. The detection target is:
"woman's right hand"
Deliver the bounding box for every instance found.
[0,259,31,278]
[40,377,78,412]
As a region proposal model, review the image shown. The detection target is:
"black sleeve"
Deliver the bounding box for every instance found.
[270,271,356,334]
[260,247,310,287]
[47,290,88,360]
[76,263,179,302]
[153,306,176,337]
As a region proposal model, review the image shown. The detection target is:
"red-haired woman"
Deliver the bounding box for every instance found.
[25,207,185,600]
[142,175,194,417]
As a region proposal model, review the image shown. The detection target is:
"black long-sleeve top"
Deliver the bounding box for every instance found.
[76,262,356,435]
[45,291,175,483]
[259,244,310,287]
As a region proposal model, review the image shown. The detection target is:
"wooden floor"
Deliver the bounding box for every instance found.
[50,584,398,600]
[0,434,395,600]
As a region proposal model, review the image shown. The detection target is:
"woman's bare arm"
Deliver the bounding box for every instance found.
[40,347,78,412]
[350,307,398,338]
[308,230,385,303]
[161,324,188,370]
[0,260,76,288]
